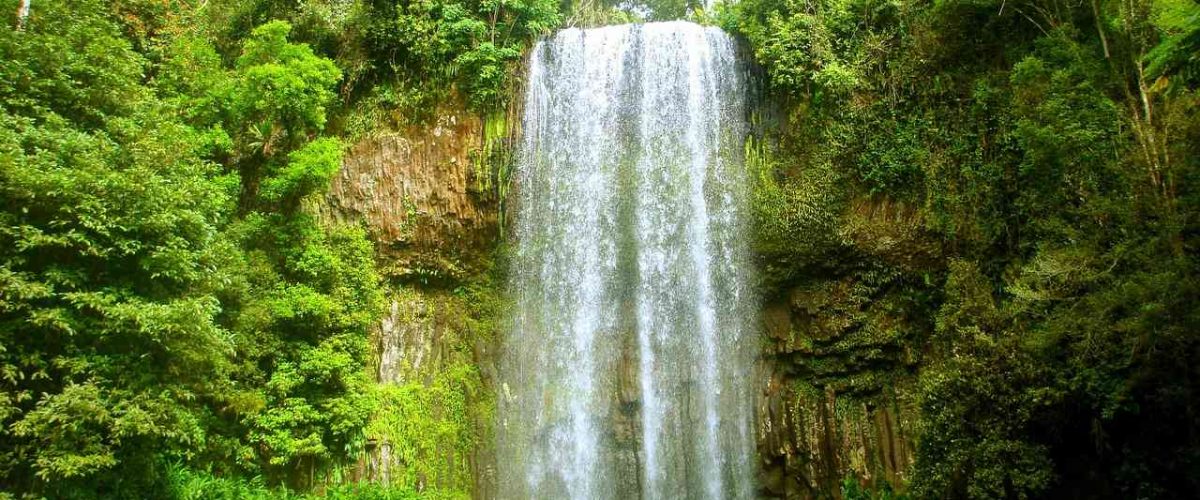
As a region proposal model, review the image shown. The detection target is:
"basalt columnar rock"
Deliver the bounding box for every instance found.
[326,65,936,500]
[757,290,920,498]
[754,195,939,499]
[326,100,508,497]
[324,104,499,283]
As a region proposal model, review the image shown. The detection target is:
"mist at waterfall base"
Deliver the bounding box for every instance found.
[497,22,757,499]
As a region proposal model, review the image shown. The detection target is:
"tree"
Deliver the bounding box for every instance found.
[158,20,383,486]
[0,1,236,496]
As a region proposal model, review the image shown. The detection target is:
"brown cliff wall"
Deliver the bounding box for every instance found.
[324,105,499,283]
[326,98,510,498]
[327,91,930,499]
[755,196,938,499]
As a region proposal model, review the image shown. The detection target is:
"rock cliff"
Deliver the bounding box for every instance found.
[327,99,934,498]
[324,105,498,283]
[325,99,507,497]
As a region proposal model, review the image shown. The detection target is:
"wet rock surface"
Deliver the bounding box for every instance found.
[326,94,932,500]
[756,273,924,499]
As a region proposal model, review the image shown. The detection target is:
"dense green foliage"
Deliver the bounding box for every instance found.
[161,21,384,485]
[165,463,441,500]
[729,0,1200,497]
[2,0,1198,498]
[196,0,559,130]
[0,1,235,495]
[354,0,559,110]
[1,0,542,497]
[0,1,384,497]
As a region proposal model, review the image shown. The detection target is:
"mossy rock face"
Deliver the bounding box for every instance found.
[753,142,940,498]
[762,378,920,497]
[758,276,924,499]
[362,279,506,497]
[765,269,927,388]
[838,197,941,272]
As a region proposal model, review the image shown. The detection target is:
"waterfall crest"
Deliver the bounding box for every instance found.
[499,21,756,499]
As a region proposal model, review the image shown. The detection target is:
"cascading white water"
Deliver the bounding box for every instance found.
[498,21,755,499]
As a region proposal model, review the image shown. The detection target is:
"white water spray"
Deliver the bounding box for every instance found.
[499,21,756,499]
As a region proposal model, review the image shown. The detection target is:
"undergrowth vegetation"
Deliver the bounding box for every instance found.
[0,0,519,497]
[729,0,1200,497]
[2,0,1198,498]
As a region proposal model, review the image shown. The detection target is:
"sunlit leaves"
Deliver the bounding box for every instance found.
[235,21,342,148]
[358,0,560,110]
[0,2,236,493]
[260,137,343,203]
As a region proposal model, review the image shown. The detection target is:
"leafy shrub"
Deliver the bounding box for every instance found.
[356,0,560,111]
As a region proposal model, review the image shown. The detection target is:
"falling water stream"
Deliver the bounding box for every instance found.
[499,21,756,499]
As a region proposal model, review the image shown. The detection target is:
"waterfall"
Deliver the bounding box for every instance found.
[498,21,756,499]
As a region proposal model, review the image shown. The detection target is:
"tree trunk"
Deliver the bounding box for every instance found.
[1092,0,1111,59]
[16,0,30,30]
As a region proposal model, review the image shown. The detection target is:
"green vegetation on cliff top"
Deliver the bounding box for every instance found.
[730,0,1200,497]
[2,0,1199,498]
